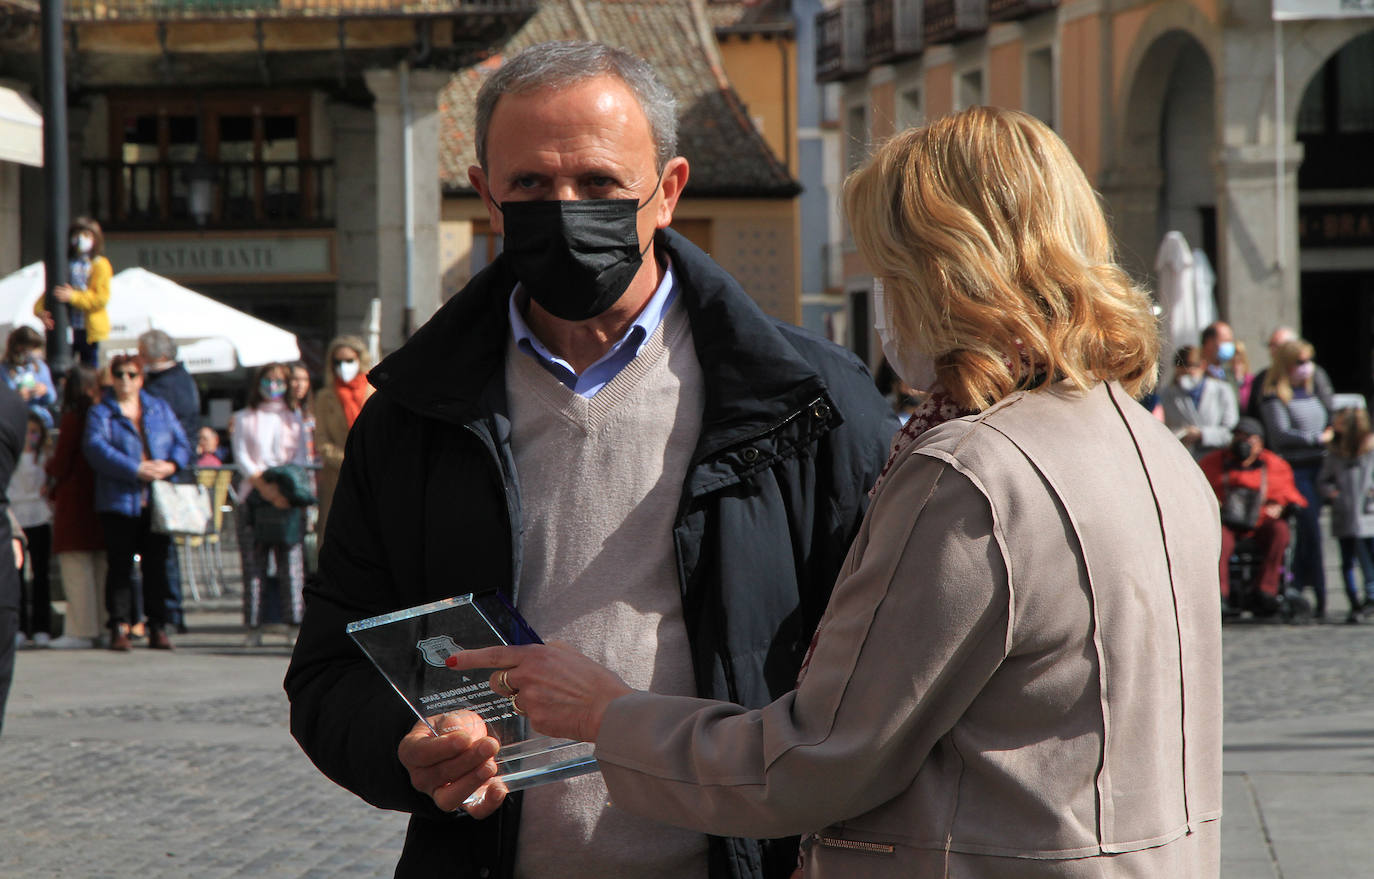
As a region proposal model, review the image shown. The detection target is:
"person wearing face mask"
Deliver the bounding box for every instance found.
[1198,418,1305,616]
[1199,321,1235,385]
[1,327,57,429]
[310,336,371,545]
[1159,344,1238,461]
[231,363,309,647]
[1259,338,1334,619]
[34,217,112,369]
[284,40,894,879]
[439,107,1224,879]
[1243,326,1335,421]
[82,354,191,651]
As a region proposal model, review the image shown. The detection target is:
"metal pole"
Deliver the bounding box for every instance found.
[41,0,72,376]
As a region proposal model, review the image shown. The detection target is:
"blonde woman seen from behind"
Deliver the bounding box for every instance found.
[312,336,372,543]
[442,107,1224,878]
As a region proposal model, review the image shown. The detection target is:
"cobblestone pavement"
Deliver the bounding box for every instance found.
[1,520,1370,878]
[1,611,408,878]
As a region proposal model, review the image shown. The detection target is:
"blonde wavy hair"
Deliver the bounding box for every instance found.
[1261,338,1314,404]
[844,106,1160,411]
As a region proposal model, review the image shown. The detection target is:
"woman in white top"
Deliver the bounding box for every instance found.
[231,363,308,646]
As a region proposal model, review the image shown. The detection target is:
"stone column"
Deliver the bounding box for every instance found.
[364,65,448,354]
[329,100,379,339]
[1214,142,1302,366]
[1098,164,1165,285]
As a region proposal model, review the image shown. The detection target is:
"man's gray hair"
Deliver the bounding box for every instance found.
[475,40,678,172]
[138,329,177,362]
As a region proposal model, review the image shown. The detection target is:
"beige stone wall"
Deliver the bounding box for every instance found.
[679,201,799,323]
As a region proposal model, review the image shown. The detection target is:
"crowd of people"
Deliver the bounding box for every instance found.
[1146,319,1372,622]
[6,328,375,653]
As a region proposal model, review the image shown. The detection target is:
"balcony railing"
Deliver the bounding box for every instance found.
[865,0,923,65]
[924,0,986,44]
[7,1,529,21]
[82,158,335,230]
[987,0,1055,21]
[816,2,866,83]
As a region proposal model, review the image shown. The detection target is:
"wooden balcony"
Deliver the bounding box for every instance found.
[816,2,867,83]
[865,0,922,65]
[83,158,335,230]
[924,0,986,44]
[987,0,1056,22]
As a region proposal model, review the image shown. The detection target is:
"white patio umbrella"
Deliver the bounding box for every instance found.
[0,263,299,373]
[106,268,299,370]
[0,262,46,335]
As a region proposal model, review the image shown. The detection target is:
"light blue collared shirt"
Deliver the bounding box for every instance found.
[509,260,678,398]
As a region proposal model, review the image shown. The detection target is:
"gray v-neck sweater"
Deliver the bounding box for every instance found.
[506,299,709,879]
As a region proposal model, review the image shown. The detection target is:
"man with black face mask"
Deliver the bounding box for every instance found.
[286,40,895,879]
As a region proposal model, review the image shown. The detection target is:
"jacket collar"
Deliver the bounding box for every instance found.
[370,228,829,453]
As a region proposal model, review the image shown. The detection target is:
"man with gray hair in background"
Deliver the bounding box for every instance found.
[286,40,894,879]
[138,328,200,632]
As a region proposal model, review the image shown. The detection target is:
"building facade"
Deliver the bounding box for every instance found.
[816,0,1374,400]
[0,0,534,367]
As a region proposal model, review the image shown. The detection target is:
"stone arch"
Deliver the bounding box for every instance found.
[1282,20,1374,133]
[1103,12,1218,282]
[1113,1,1220,169]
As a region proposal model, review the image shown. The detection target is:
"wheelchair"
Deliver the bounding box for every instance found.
[1224,507,1305,623]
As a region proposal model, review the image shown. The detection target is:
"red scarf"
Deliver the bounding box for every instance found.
[868,385,977,498]
[334,371,370,426]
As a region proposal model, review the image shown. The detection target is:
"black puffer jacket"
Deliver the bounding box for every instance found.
[285,230,895,879]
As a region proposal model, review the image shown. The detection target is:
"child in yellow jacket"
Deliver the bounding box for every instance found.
[34,216,112,368]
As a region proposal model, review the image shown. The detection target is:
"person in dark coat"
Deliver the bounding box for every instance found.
[0,381,32,734]
[83,353,191,651]
[46,366,107,648]
[284,40,895,879]
[138,329,200,632]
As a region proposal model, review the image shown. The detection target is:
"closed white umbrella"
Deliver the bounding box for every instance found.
[1154,231,1198,358]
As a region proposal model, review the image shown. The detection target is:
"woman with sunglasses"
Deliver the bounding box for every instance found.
[82,354,191,651]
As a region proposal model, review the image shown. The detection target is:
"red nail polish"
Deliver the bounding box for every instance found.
[445,655,458,668]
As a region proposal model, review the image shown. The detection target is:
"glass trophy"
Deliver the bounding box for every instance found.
[347,591,598,792]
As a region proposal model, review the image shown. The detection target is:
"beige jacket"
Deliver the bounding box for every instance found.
[596,381,1223,878]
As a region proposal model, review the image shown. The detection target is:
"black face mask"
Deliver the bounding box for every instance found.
[495,180,659,322]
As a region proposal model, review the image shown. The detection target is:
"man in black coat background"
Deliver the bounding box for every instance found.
[139,329,201,632]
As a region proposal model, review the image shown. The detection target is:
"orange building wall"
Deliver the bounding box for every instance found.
[870,80,898,142]
[989,39,1023,109]
[1058,15,1102,181]
[717,37,799,175]
[926,64,955,119]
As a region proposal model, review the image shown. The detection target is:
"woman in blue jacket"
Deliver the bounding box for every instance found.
[83,354,191,651]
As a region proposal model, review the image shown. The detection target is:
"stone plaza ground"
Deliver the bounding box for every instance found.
[1,528,1371,877]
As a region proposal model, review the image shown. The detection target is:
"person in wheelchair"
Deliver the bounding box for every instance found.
[1198,417,1306,614]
